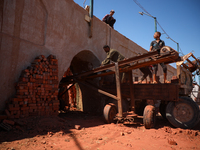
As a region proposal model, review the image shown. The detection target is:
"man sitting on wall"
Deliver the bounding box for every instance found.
[102,10,116,28]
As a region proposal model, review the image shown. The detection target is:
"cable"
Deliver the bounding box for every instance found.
[83,0,86,8]
[179,46,185,56]
[133,0,151,15]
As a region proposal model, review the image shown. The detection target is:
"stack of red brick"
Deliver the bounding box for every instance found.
[6,55,59,119]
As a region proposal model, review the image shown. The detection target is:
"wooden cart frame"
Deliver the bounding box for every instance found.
[61,46,200,129]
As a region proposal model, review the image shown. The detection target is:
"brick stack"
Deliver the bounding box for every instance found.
[6,55,59,119]
[63,68,76,107]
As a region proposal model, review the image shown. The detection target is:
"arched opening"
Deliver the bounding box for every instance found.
[59,50,102,114]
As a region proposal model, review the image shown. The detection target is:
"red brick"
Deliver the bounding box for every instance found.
[21,107,29,111]
[0,115,8,120]
[9,107,20,111]
[28,104,36,107]
[5,109,11,117]
[13,98,23,102]
[3,119,15,125]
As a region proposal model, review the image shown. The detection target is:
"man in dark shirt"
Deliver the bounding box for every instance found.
[102,10,116,28]
[150,31,169,83]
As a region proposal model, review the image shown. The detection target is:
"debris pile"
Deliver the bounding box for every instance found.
[62,68,77,107]
[5,55,59,119]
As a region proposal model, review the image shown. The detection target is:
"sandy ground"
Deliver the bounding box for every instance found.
[0,111,200,150]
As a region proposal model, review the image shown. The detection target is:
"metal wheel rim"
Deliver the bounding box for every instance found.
[173,103,194,123]
[108,106,116,121]
[104,104,117,123]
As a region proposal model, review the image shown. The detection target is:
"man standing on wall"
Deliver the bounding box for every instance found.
[102,10,116,28]
[150,31,169,83]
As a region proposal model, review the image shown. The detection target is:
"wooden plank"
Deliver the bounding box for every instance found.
[182,63,191,71]
[186,58,195,66]
[78,51,178,79]
[133,84,179,101]
[176,52,193,66]
[115,62,123,117]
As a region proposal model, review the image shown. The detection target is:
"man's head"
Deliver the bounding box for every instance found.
[103,45,110,52]
[154,31,161,40]
[110,10,115,16]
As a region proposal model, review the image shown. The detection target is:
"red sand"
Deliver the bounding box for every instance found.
[0,111,200,150]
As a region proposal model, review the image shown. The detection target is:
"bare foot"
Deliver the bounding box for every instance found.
[164,80,170,83]
[153,81,158,84]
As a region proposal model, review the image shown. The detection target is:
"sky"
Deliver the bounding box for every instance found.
[74,0,200,83]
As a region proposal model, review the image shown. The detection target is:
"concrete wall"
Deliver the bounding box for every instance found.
[0,0,176,111]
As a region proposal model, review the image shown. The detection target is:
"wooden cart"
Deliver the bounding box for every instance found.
[60,46,200,129]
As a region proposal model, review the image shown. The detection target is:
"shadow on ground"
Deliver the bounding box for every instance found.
[0,111,104,144]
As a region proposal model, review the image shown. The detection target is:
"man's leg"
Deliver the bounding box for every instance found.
[160,63,169,83]
[149,69,153,83]
[139,67,149,83]
[109,19,116,28]
[153,64,158,83]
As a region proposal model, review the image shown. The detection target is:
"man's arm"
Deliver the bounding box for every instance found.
[149,46,153,52]
[101,50,116,65]
[101,57,110,65]
[162,41,165,46]
[102,14,109,22]
[149,41,154,51]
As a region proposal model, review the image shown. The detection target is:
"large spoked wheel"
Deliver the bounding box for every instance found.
[103,103,117,124]
[166,96,200,129]
[143,105,156,129]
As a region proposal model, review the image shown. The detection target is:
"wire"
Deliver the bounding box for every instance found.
[83,0,86,8]
[179,46,185,56]
[133,0,150,15]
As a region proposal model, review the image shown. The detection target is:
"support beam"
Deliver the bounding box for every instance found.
[114,62,123,118]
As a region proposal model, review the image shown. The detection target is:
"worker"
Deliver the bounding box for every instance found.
[138,66,153,83]
[150,31,169,83]
[101,45,128,83]
[102,10,116,28]
[136,53,153,84]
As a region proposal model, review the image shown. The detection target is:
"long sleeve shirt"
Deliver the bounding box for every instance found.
[101,49,125,66]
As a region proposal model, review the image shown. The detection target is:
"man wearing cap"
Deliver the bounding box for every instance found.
[102,10,116,28]
[102,45,124,66]
[101,45,129,83]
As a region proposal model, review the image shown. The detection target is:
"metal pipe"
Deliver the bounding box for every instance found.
[177,43,179,52]
[89,0,93,38]
[154,17,157,32]
[89,0,93,18]
[139,12,157,32]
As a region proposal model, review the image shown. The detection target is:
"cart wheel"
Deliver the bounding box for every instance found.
[159,102,167,120]
[103,103,117,124]
[143,105,156,129]
[166,96,200,129]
